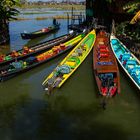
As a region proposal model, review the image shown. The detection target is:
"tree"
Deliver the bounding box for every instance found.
[123,0,140,14]
[0,0,19,22]
[0,0,20,44]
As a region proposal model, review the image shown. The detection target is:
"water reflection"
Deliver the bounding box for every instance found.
[0,91,30,140]
[24,29,59,47]
[0,13,140,140]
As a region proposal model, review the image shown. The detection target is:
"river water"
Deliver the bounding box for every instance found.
[0,14,140,140]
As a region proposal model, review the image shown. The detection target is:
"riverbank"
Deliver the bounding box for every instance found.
[16,15,72,21]
[19,4,85,10]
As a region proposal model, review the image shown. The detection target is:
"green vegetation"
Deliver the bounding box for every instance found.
[106,0,140,14]
[116,21,140,41]
[22,11,56,15]
[123,0,140,14]
[114,0,140,41]
[21,11,84,15]
[0,0,19,21]
[35,15,72,20]
[19,4,85,11]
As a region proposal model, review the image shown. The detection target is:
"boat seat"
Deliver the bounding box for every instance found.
[5,55,12,61]
[111,39,118,45]
[56,64,71,74]
[99,48,109,53]
[126,60,137,65]
[134,65,140,70]
[122,53,131,61]
[65,61,77,69]
[98,41,104,45]
[98,44,106,49]
[65,57,80,69]
[105,73,113,78]
[11,61,23,69]
[127,65,135,73]
[99,73,113,80]
[99,53,109,58]
[97,61,113,65]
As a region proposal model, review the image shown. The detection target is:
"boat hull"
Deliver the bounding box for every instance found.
[0,33,84,82]
[42,29,96,89]
[93,31,120,97]
[110,34,140,90]
[21,24,60,39]
[0,32,75,66]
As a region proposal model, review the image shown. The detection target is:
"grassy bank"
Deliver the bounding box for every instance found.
[21,11,85,15]
[35,15,72,20]
[19,4,85,10]
[16,15,72,21]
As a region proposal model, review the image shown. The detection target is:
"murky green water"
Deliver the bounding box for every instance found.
[0,17,140,140]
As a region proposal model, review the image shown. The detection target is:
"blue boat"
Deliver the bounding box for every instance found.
[110,34,140,90]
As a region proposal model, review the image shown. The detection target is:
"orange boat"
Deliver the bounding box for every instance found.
[93,30,120,97]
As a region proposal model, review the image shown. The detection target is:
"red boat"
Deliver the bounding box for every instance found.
[93,30,120,97]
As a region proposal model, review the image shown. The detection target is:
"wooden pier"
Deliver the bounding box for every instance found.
[67,7,85,31]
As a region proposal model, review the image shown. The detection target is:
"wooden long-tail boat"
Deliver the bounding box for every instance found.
[0,33,85,82]
[42,29,96,91]
[21,24,60,39]
[0,32,75,66]
[110,34,140,90]
[93,31,120,97]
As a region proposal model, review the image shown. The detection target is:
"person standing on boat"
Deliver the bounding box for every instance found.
[53,18,57,25]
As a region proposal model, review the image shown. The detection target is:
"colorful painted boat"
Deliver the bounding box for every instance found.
[110,34,140,90]
[42,29,96,90]
[93,31,120,97]
[21,24,60,39]
[0,33,85,82]
[0,32,75,66]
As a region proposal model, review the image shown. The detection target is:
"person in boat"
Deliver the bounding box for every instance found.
[53,18,57,25]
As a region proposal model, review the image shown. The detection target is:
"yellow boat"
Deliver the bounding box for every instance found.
[42,29,96,90]
[36,33,85,61]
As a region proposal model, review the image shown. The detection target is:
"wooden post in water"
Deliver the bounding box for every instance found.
[67,13,69,29]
